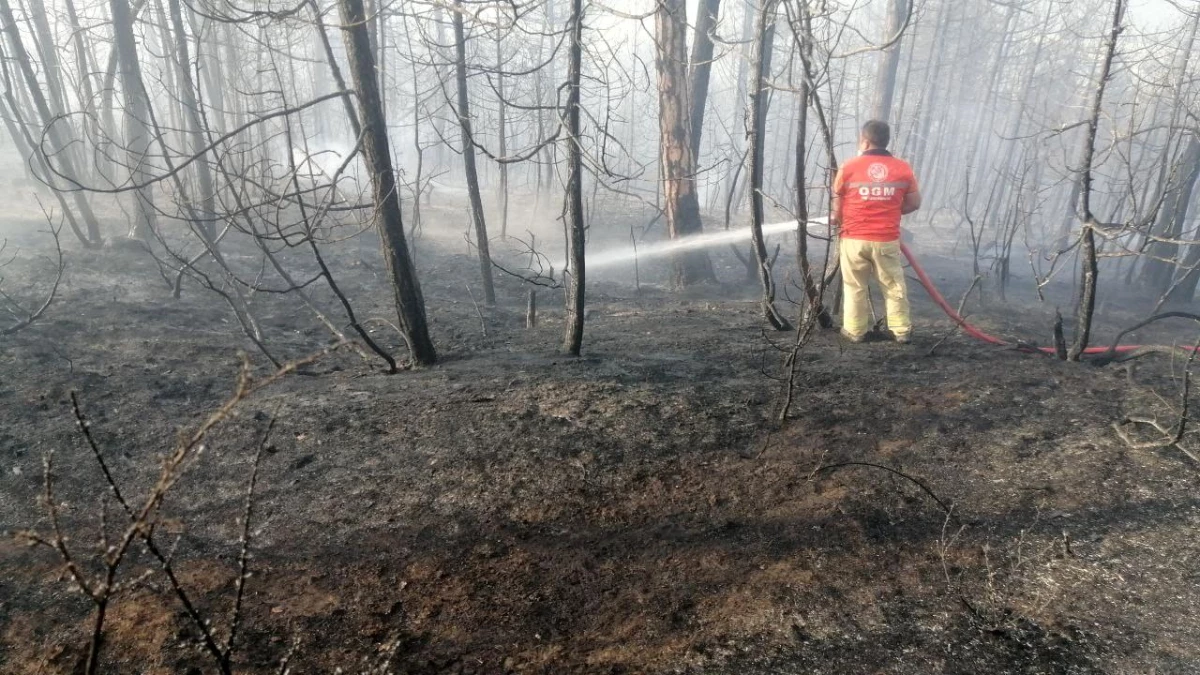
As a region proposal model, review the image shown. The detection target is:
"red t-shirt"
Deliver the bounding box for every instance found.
[834,150,918,242]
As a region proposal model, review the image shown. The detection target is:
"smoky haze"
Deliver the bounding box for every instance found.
[0,0,1195,313]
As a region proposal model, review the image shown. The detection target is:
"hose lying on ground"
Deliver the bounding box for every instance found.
[898,242,1198,360]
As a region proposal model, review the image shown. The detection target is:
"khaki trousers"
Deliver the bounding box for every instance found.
[839,237,911,338]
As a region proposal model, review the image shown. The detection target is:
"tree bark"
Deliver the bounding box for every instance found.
[747,0,789,330]
[452,0,497,305]
[1068,0,1124,361]
[337,0,437,366]
[688,0,721,160]
[793,47,831,328]
[655,0,715,288]
[561,0,585,356]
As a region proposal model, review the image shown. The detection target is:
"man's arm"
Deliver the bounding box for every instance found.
[901,175,922,215]
[830,167,845,227]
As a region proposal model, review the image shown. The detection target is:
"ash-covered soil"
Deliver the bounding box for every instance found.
[1,210,1198,674]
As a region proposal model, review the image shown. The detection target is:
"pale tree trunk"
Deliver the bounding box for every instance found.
[150,0,183,137]
[496,35,509,237]
[63,0,99,168]
[24,0,68,127]
[166,0,216,242]
[562,0,585,356]
[1162,137,1200,304]
[655,0,715,288]
[452,0,497,305]
[746,0,789,330]
[109,0,160,240]
[870,0,908,122]
[0,69,90,245]
[539,0,557,197]
[727,0,754,216]
[311,0,362,139]
[432,3,450,176]
[901,0,949,164]
[0,0,102,245]
[1137,8,1198,292]
[337,0,437,365]
[404,21,425,241]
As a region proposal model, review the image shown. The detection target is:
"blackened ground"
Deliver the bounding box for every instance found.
[1,211,1198,674]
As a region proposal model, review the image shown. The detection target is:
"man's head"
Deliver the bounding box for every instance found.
[859,120,891,152]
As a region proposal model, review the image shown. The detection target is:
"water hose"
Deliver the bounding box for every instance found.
[898,242,1160,358]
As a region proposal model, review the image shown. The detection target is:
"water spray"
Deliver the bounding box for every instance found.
[555,218,827,271]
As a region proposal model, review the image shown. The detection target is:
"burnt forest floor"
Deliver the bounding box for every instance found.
[1,207,1199,675]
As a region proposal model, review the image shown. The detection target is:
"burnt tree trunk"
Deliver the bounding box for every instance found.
[562,0,585,356]
[655,0,715,288]
[747,0,789,330]
[337,0,437,366]
[452,0,497,305]
[794,63,831,327]
[1068,0,1124,362]
[688,0,721,160]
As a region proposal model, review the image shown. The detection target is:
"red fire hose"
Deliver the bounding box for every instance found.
[898,242,1152,357]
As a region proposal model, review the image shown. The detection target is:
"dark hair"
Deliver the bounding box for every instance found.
[861,120,890,149]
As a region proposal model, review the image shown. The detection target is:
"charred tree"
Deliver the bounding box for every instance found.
[655,0,715,288]
[337,0,437,366]
[746,0,789,330]
[793,49,831,327]
[562,0,585,356]
[452,0,497,305]
[1068,0,1124,362]
[688,0,721,160]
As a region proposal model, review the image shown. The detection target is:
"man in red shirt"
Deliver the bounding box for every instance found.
[831,120,922,343]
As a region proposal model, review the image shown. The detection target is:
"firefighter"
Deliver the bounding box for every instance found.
[830,120,922,343]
